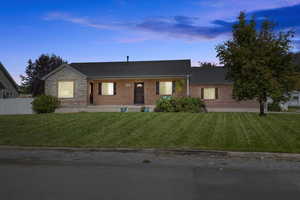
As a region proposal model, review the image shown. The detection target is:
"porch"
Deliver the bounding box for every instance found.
[87,78,188,106]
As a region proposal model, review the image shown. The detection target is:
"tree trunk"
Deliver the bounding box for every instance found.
[259,101,266,116]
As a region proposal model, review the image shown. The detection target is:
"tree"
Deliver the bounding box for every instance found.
[20,54,67,96]
[216,12,299,116]
[292,52,300,89]
[199,62,217,68]
[293,52,300,72]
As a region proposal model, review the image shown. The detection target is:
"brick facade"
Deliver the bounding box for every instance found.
[190,84,259,108]
[45,67,88,106]
[44,66,258,108]
[90,78,186,105]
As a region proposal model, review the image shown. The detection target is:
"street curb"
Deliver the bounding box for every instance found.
[0,145,300,161]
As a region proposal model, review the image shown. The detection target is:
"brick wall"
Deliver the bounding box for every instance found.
[91,78,186,105]
[190,84,259,108]
[45,67,88,106]
[44,67,259,108]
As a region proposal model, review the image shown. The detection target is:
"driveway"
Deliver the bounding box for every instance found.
[0,149,299,200]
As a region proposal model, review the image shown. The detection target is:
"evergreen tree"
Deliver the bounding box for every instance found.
[20,54,67,96]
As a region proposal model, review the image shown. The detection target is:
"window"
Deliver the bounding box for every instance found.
[293,96,299,100]
[202,88,217,100]
[101,82,114,95]
[159,81,173,95]
[58,81,74,98]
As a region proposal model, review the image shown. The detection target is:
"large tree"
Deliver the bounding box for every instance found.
[293,52,300,71]
[216,12,300,116]
[20,54,67,96]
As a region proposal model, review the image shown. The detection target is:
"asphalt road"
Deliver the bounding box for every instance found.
[0,149,299,200]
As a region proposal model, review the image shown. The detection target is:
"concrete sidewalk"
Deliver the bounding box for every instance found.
[1,145,300,161]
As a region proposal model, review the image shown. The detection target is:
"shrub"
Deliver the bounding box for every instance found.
[155,96,206,113]
[32,95,60,114]
[154,97,176,112]
[267,101,282,112]
[174,97,206,113]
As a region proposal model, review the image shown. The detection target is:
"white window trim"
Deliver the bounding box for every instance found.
[58,81,74,98]
[203,88,216,100]
[101,82,114,96]
[159,81,173,96]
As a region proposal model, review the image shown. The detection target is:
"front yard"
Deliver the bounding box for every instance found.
[0,112,300,153]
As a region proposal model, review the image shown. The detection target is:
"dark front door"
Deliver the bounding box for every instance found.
[90,82,94,104]
[134,82,144,104]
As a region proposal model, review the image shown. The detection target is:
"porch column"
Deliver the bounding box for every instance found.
[186,74,190,96]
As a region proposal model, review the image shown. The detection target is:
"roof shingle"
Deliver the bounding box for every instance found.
[190,66,232,84]
[70,60,191,78]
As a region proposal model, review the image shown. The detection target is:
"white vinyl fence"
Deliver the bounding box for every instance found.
[0,98,33,115]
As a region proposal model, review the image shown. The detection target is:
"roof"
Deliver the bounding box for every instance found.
[0,62,18,91]
[190,66,232,84]
[69,60,191,79]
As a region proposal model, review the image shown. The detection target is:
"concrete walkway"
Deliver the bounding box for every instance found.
[55,105,156,113]
[56,105,261,113]
[207,107,259,112]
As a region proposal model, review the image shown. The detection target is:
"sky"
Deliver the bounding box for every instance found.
[1,0,300,83]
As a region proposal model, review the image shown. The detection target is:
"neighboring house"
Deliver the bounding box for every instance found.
[0,63,19,98]
[287,91,300,107]
[273,91,300,111]
[42,59,258,109]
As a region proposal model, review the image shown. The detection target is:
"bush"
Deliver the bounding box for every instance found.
[267,101,282,112]
[32,95,60,114]
[155,96,206,113]
[154,97,176,112]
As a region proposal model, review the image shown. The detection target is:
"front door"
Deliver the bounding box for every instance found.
[89,82,94,104]
[134,82,144,104]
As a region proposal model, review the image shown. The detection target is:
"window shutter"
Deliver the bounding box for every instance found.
[114,82,117,95]
[98,83,102,95]
[215,88,219,99]
[156,81,159,95]
[201,88,204,99]
[172,81,176,95]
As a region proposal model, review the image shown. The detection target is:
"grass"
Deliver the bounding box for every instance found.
[0,112,300,153]
[288,106,300,112]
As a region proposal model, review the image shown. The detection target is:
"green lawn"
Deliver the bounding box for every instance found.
[0,112,300,153]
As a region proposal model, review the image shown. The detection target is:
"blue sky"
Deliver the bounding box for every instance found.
[1,0,300,83]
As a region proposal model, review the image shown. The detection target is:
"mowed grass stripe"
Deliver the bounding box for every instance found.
[132,113,187,147]
[261,114,299,152]
[0,112,300,153]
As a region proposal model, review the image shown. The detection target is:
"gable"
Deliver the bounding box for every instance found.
[42,64,87,81]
